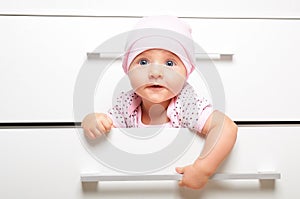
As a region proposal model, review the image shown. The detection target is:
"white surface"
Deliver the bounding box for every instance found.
[0,17,138,122]
[0,127,299,198]
[1,17,300,121]
[188,19,300,121]
[0,0,300,17]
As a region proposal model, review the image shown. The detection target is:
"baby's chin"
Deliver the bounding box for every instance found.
[136,92,176,105]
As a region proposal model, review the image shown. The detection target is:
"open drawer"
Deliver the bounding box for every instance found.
[0,17,299,122]
[0,127,298,198]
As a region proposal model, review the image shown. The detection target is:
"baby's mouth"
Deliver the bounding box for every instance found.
[146,84,165,90]
[150,85,163,88]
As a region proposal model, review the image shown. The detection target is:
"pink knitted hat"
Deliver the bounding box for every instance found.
[122,15,196,77]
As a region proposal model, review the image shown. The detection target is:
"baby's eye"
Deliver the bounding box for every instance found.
[165,60,175,67]
[139,59,149,66]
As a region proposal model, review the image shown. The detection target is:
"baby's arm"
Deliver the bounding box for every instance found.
[176,110,238,189]
[81,113,114,139]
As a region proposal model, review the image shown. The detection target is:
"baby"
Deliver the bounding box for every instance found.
[82,15,238,189]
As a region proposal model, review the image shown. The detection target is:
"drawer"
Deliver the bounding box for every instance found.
[0,127,299,198]
[1,17,299,122]
[0,0,300,18]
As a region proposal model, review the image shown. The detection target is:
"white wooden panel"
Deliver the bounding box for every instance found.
[0,0,300,18]
[0,16,139,122]
[187,19,300,121]
[1,17,299,122]
[0,127,299,198]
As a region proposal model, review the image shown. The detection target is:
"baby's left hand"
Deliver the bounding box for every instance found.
[175,163,210,190]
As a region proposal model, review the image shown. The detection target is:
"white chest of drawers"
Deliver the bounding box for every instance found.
[1,1,300,198]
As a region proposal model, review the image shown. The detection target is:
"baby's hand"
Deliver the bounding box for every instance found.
[81,113,113,139]
[175,162,210,190]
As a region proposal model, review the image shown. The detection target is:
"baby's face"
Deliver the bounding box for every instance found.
[128,49,187,104]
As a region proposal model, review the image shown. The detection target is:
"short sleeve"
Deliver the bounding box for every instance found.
[176,83,213,133]
[107,90,140,128]
[107,96,127,128]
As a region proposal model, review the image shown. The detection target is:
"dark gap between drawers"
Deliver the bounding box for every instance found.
[0,121,300,129]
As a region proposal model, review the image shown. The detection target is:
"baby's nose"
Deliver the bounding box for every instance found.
[148,64,164,79]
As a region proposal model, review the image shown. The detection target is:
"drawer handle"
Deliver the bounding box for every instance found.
[80,172,280,182]
[195,53,233,60]
[86,52,233,60]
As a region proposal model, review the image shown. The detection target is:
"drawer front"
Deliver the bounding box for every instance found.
[1,17,299,122]
[0,0,300,18]
[0,127,298,198]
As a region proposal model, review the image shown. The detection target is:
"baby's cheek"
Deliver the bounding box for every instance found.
[128,67,149,91]
[164,68,186,95]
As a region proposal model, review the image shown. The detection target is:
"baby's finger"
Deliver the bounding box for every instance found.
[96,121,110,134]
[101,118,113,132]
[178,180,185,187]
[90,128,103,137]
[176,167,186,187]
[105,115,113,126]
[176,167,184,174]
[85,129,96,140]
[94,120,106,133]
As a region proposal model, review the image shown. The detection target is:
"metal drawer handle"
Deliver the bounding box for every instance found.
[87,52,233,60]
[81,172,280,182]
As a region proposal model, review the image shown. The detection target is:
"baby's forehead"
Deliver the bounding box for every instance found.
[137,48,180,58]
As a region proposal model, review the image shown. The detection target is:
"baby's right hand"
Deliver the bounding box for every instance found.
[81,113,113,139]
